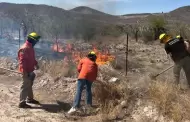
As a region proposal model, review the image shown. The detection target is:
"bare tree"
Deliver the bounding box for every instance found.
[130,21,140,42]
[46,17,64,52]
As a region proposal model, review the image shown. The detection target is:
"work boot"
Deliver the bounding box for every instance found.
[19,102,32,108]
[26,99,40,105]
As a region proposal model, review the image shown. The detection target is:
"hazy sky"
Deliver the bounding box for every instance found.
[0,0,189,15]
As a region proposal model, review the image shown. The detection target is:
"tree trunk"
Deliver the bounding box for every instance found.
[19,28,21,49]
[126,33,129,77]
[0,27,2,37]
[135,31,138,42]
[55,35,58,52]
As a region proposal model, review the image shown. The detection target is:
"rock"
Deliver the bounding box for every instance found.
[132,69,140,73]
[156,59,161,62]
[110,105,126,120]
[116,44,125,50]
[120,100,127,108]
[64,77,77,82]
[117,109,126,119]
[108,77,119,83]
[137,99,142,106]
[150,59,156,63]
[128,49,132,52]
[96,108,101,113]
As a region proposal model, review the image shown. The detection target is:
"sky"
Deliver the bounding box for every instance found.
[0,0,190,15]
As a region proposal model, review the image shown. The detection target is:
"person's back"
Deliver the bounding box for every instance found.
[78,57,98,82]
[159,33,190,87]
[68,51,98,114]
[165,38,190,62]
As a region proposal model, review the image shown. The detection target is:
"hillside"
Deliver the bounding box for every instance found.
[0,3,136,39]
[168,6,190,23]
[69,6,111,16]
[0,3,190,25]
[0,3,190,40]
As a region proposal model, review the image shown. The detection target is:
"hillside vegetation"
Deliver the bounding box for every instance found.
[0,3,190,41]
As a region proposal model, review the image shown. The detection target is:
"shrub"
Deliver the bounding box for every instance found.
[168,22,190,40]
[93,81,130,118]
[148,15,167,40]
[142,27,155,42]
[148,81,190,122]
[39,60,77,80]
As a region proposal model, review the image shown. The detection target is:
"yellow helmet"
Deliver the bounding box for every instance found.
[89,51,96,56]
[176,35,181,38]
[159,33,166,40]
[28,32,41,41]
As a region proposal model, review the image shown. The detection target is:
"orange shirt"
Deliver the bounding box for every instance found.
[18,41,37,73]
[77,57,98,82]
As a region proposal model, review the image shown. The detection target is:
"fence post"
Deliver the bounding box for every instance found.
[19,28,20,49]
[126,33,129,77]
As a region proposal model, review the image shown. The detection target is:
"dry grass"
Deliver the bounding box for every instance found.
[93,81,130,120]
[0,57,18,76]
[148,81,190,122]
[39,60,77,80]
[0,57,16,69]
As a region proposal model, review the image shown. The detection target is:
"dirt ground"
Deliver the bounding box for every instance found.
[0,74,105,122]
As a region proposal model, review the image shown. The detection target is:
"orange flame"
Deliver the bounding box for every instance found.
[51,42,115,65]
[92,47,115,65]
[51,43,64,52]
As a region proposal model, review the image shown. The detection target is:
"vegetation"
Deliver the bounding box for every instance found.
[148,81,190,122]
[0,3,190,42]
[148,15,167,39]
[39,60,77,80]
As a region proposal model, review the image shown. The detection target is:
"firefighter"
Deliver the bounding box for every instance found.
[159,33,190,86]
[18,32,41,108]
[68,51,98,114]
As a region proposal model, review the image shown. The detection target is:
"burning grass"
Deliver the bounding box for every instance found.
[51,43,115,66]
[148,81,190,122]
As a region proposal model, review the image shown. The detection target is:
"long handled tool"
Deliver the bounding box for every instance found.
[0,67,22,74]
[150,65,174,80]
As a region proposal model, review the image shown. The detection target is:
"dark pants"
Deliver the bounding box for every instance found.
[20,72,36,103]
[173,56,190,86]
[73,79,93,108]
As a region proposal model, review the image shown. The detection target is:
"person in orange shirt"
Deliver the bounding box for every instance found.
[68,51,98,114]
[18,32,41,108]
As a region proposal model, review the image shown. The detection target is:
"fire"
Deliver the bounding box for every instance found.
[51,43,73,53]
[92,46,115,65]
[51,43,64,52]
[51,42,115,65]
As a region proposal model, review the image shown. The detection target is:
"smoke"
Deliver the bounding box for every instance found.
[0,0,131,15]
[78,0,131,14]
[47,0,131,15]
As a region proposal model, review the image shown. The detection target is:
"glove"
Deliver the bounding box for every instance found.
[185,41,190,53]
[35,64,39,70]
